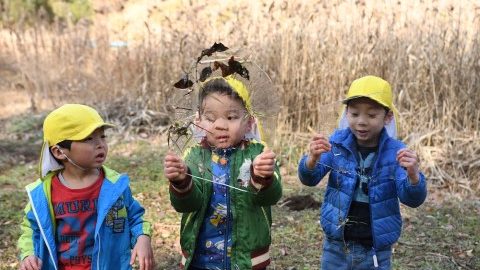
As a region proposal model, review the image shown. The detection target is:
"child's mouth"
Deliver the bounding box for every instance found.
[95,153,105,161]
[216,136,229,142]
[357,130,368,136]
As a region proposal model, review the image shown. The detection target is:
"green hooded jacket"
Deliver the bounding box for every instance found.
[169,142,282,269]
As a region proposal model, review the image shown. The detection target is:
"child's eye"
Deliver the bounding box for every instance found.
[203,116,215,122]
[227,115,239,120]
[350,113,359,117]
[368,114,377,118]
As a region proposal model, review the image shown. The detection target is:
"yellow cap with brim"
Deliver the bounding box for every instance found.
[338,75,399,138]
[39,104,114,178]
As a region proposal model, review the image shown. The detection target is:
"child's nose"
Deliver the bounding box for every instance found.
[214,118,228,130]
[93,137,106,147]
[358,115,368,125]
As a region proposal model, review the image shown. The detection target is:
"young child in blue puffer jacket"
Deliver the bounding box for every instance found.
[298,75,427,270]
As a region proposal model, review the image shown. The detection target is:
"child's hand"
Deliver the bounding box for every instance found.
[306,134,331,169]
[130,235,154,270]
[20,255,42,270]
[163,150,187,184]
[253,148,276,178]
[397,148,420,184]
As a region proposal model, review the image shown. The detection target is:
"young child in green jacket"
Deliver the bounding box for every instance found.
[164,69,282,269]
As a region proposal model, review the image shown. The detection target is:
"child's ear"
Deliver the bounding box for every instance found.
[194,111,200,125]
[384,110,394,125]
[246,116,255,132]
[51,146,67,160]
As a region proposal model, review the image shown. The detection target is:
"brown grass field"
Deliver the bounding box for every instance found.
[0,0,479,269]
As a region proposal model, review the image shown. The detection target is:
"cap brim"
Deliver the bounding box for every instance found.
[68,122,115,141]
[342,95,390,109]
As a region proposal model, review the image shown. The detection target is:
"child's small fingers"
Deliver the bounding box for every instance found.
[164,166,183,174]
[164,154,181,162]
[143,258,150,270]
[30,259,38,270]
[312,146,328,155]
[255,164,275,173]
[399,154,417,164]
[145,257,153,270]
[255,158,275,167]
[165,171,180,179]
[147,250,154,270]
[139,257,145,270]
[397,148,416,159]
[312,140,330,149]
[130,249,137,265]
[33,258,42,270]
[261,150,276,159]
[23,260,34,270]
[311,134,322,140]
[164,161,185,170]
[396,149,407,158]
[320,144,331,151]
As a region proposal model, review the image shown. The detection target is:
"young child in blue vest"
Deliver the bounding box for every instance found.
[298,76,427,269]
[18,104,153,270]
[164,75,282,269]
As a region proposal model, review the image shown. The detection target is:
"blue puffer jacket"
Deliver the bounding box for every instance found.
[298,128,427,250]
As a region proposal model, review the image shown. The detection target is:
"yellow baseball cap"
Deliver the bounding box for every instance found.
[39,104,114,177]
[343,75,395,109]
[338,75,399,138]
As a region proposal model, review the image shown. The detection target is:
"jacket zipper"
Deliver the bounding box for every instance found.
[338,143,355,251]
[182,213,193,234]
[260,207,271,237]
[96,233,101,270]
[368,134,387,269]
[369,183,378,268]
[225,177,231,269]
[185,151,210,268]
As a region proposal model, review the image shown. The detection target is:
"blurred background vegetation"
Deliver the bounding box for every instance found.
[0,0,92,25]
[1,0,478,195]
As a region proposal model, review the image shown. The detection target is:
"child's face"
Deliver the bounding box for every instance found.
[346,97,393,147]
[60,127,108,170]
[199,92,253,149]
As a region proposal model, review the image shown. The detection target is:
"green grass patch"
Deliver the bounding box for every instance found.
[1,138,479,269]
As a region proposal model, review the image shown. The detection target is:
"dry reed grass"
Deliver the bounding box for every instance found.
[0,0,479,195]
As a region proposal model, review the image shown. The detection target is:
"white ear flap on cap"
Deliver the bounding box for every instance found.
[39,142,64,178]
[338,108,349,131]
[244,117,262,142]
[384,118,397,139]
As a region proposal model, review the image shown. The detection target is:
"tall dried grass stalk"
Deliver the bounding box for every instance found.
[0,0,479,195]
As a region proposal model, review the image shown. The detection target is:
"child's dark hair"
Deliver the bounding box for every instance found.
[346,99,390,114]
[49,140,72,164]
[198,78,246,113]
